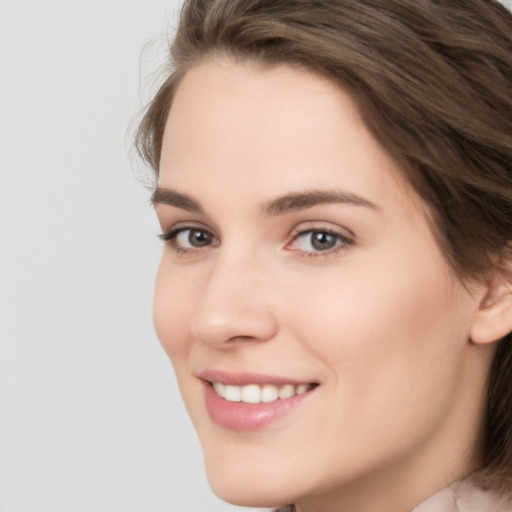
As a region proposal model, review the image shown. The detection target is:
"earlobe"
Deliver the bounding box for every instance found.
[471,265,512,345]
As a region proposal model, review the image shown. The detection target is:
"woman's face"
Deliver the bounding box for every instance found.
[153,60,489,510]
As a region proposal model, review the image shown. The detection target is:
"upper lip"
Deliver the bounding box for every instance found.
[199,369,317,387]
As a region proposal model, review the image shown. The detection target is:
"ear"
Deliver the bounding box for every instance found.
[471,258,512,345]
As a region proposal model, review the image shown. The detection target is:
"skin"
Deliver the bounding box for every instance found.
[153,59,499,512]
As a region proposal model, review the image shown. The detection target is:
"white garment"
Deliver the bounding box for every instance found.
[413,474,512,512]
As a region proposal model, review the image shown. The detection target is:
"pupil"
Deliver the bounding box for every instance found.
[189,230,210,247]
[312,232,336,251]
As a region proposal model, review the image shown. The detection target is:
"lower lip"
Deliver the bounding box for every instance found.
[203,382,315,432]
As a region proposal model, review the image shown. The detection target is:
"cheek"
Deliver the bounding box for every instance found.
[287,245,471,365]
[153,258,194,361]
[280,251,474,433]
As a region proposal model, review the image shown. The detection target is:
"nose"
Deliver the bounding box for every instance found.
[189,253,279,348]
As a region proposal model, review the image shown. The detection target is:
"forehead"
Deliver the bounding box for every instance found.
[159,58,422,216]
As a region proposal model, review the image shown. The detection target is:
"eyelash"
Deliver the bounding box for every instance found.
[158,224,354,258]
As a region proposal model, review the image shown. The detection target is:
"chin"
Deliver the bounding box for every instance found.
[208,476,293,509]
[203,450,300,508]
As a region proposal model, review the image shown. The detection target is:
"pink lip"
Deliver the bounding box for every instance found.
[199,369,314,386]
[199,370,318,432]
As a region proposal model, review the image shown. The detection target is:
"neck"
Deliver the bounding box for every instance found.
[294,426,484,512]
[294,464,481,512]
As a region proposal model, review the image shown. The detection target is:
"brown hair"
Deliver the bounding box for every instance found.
[136,0,512,489]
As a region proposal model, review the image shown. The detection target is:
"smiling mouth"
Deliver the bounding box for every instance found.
[202,374,320,430]
[208,381,318,404]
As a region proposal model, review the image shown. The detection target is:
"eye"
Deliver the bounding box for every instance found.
[175,229,215,248]
[159,226,219,253]
[288,228,353,256]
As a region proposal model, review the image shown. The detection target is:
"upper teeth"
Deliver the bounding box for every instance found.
[212,382,312,404]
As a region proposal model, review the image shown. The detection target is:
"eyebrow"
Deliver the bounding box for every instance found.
[151,188,204,213]
[151,187,378,216]
[261,189,379,216]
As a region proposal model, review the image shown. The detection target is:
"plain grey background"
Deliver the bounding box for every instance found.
[1,1,511,511]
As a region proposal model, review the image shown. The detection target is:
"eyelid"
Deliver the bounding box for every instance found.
[159,220,216,239]
[289,220,354,239]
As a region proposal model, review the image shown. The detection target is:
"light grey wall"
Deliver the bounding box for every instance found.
[0,1,256,511]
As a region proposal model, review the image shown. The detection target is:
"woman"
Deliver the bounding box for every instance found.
[136,1,512,510]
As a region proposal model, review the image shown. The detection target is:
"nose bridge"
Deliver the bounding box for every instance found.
[189,246,278,346]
